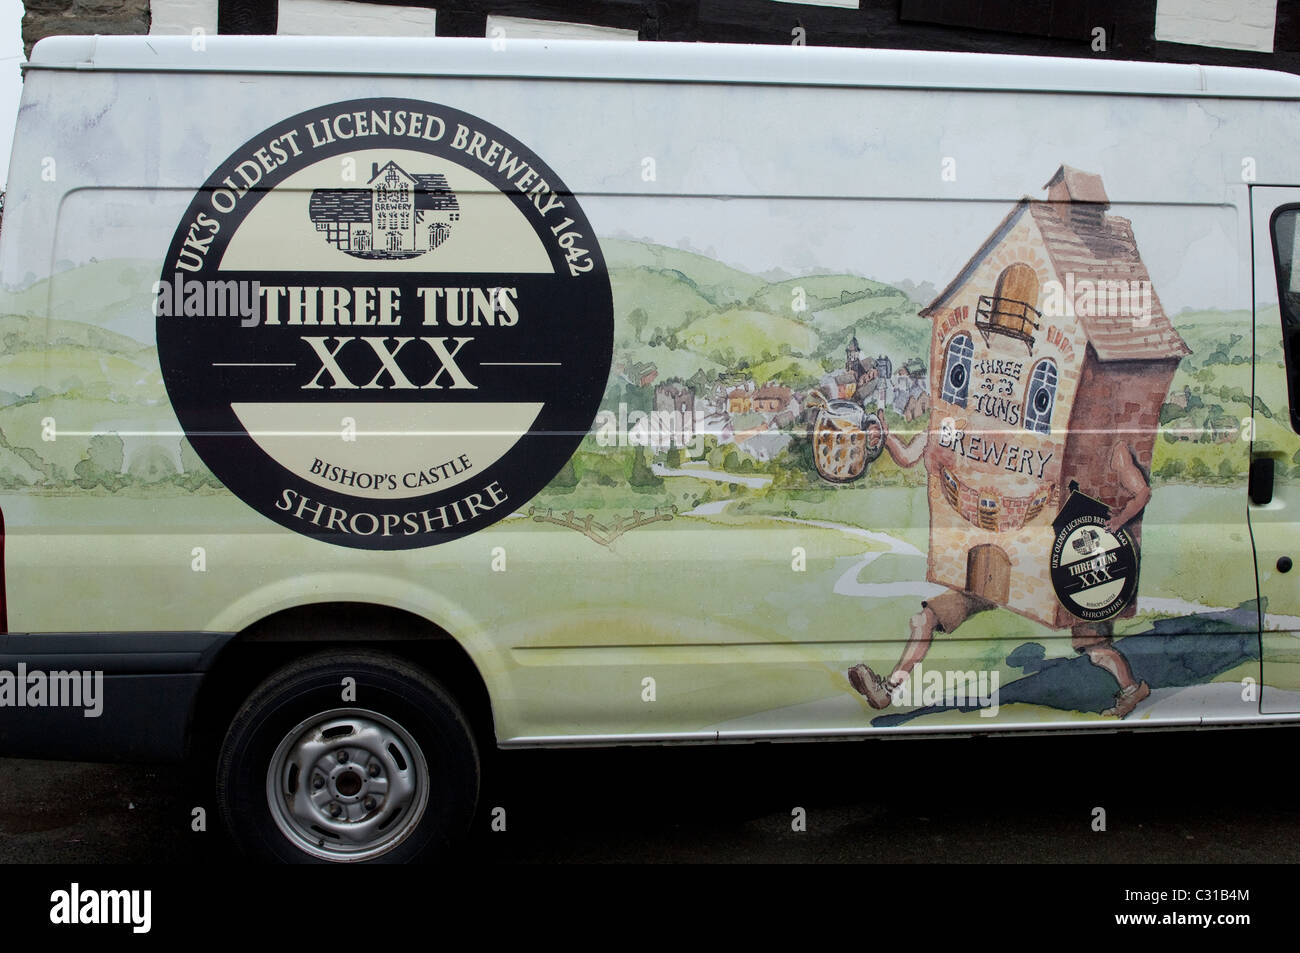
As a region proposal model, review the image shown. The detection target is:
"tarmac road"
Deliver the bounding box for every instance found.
[1,726,1297,864]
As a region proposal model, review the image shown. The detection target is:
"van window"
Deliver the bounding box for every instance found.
[1272,207,1300,316]
[1269,206,1300,432]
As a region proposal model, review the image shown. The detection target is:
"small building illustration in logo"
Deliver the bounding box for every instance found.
[308,159,461,260]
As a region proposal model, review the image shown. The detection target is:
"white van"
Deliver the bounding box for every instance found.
[2,34,1300,862]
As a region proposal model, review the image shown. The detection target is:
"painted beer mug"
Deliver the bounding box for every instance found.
[807,391,885,483]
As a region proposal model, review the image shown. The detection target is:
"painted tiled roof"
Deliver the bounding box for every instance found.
[415,174,460,212]
[1028,202,1190,362]
[921,171,1190,364]
[308,176,459,223]
[308,188,371,223]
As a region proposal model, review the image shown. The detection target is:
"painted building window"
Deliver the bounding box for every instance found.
[1023,359,1059,434]
[941,333,974,407]
[978,496,998,530]
[941,468,960,508]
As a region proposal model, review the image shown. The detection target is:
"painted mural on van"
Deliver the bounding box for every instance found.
[834,166,1183,719]
[0,156,1288,734]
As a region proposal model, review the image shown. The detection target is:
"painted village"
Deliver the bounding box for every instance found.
[579,165,1246,524]
[607,336,930,464]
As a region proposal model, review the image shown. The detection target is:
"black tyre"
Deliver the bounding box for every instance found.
[215,650,479,863]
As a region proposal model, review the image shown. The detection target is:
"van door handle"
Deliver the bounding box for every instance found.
[1250,455,1275,505]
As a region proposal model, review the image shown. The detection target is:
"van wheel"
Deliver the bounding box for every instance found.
[215,650,479,863]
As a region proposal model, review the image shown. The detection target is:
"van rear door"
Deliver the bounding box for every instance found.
[1250,186,1300,713]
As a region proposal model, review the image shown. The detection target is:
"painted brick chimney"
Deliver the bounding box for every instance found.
[1044,164,1110,232]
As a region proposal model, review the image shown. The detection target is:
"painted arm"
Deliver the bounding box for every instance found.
[1105,442,1151,534]
[879,415,928,468]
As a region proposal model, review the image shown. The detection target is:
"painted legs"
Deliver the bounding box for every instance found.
[848,593,1150,718]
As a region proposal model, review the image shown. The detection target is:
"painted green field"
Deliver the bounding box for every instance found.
[0,475,1270,737]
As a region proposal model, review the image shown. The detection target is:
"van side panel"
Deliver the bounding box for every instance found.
[0,41,1295,755]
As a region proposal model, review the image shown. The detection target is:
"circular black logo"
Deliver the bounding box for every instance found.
[1049,485,1139,621]
[157,98,613,549]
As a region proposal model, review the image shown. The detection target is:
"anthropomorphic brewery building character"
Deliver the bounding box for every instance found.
[845,166,1190,719]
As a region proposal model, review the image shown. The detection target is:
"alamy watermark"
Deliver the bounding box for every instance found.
[50,883,150,933]
[889,663,1000,717]
[0,664,104,717]
[1041,274,1153,326]
[153,273,261,327]
[592,402,703,454]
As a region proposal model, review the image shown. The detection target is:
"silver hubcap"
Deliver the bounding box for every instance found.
[266,708,429,861]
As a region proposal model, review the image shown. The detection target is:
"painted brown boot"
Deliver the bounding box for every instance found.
[1102,680,1150,718]
[847,664,895,709]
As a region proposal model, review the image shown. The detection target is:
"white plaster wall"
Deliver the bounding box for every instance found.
[1156,0,1277,52]
[149,0,219,36]
[278,0,437,36]
[484,15,637,41]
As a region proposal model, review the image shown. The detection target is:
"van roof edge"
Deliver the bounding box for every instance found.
[23,34,1300,100]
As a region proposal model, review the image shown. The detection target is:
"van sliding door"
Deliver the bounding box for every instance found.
[1250,187,1300,714]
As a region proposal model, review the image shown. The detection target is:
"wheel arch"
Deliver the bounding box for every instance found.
[189,601,497,768]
